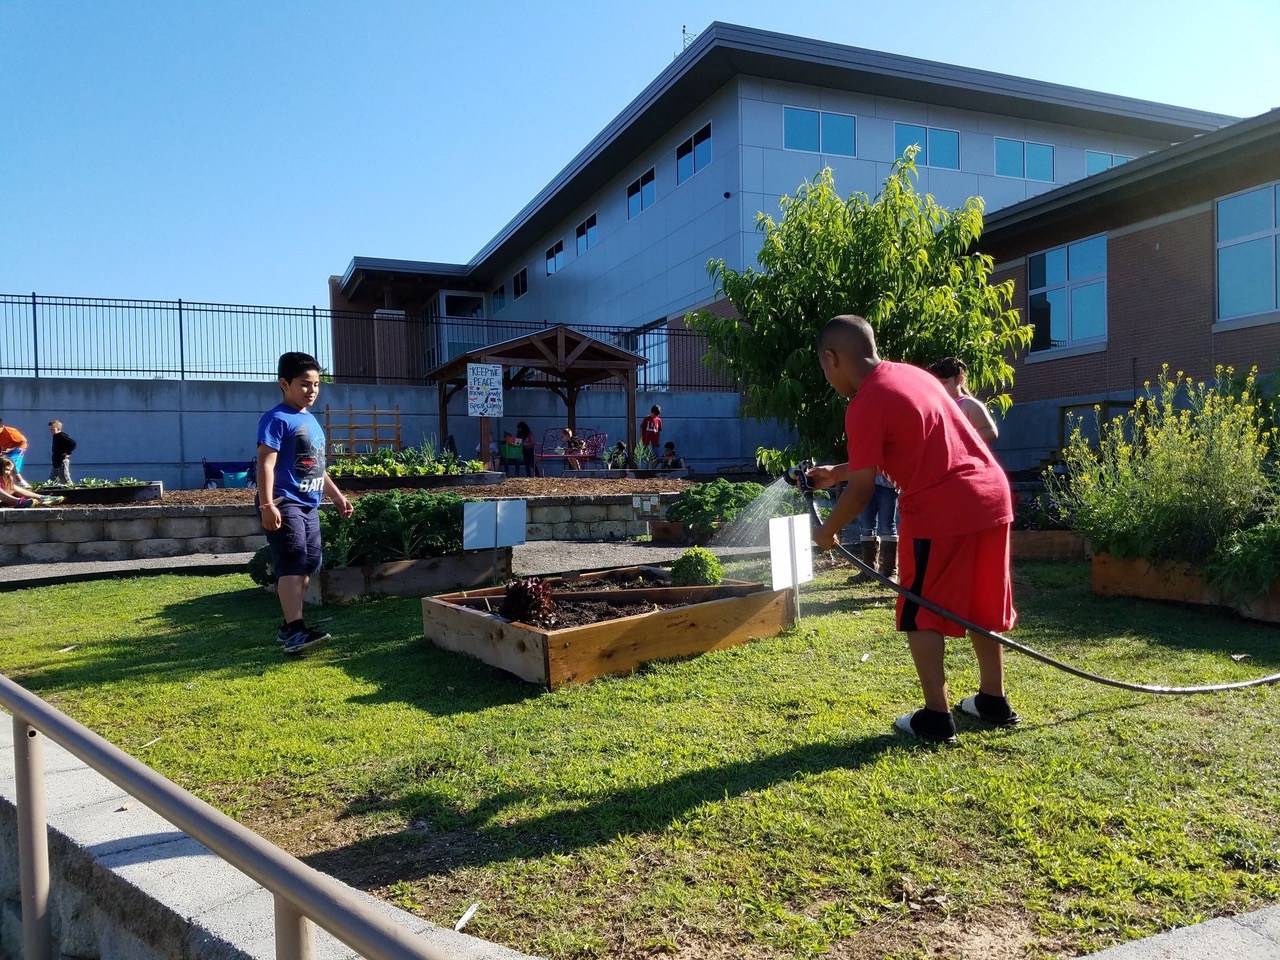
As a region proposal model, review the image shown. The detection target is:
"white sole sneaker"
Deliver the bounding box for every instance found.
[957,696,1021,727]
[894,710,958,745]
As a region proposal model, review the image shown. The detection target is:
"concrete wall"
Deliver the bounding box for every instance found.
[0,378,794,490]
[0,717,533,960]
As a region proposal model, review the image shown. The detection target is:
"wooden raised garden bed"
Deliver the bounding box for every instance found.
[333,472,505,490]
[421,566,796,688]
[1010,529,1088,561]
[1091,552,1280,624]
[40,482,164,505]
[306,547,512,605]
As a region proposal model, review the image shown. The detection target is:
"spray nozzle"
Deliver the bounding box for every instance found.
[783,459,816,492]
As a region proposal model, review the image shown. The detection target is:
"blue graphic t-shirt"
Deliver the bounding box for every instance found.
[256,403,326,507]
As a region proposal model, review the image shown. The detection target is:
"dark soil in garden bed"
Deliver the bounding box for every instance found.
[159,475,694,507]
[538,598,676,628]
[553,570,670,591]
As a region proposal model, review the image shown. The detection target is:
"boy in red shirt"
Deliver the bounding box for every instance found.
[808,315,1019,744]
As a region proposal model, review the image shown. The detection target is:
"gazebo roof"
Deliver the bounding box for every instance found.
[427,324,647,389]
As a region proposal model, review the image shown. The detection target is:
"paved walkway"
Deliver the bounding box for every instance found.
[3,548,1278,958]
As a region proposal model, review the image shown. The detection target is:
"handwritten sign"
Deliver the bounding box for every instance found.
[467,363,503,417]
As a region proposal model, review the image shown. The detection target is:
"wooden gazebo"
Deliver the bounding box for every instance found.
[428,324,648,456]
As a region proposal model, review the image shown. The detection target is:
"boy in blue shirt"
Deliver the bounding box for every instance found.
[257,352,353,654]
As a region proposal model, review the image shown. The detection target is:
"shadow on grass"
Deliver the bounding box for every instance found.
[302,731,901,885]
[18,582,539,717]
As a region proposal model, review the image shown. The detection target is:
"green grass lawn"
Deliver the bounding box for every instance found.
[2,559,1278,960]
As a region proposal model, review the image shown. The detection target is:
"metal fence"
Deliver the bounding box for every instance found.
[2,293,736,392]
[1,672,459,960]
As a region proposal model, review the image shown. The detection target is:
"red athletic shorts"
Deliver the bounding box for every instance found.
[895,523,1017,637]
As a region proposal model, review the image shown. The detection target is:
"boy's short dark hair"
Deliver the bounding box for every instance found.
[664,441,675,451]
[650,404,661,416]
[278,352,321,382]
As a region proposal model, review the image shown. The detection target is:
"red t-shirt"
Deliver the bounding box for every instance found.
[845,361,1011,538]
[640,414,662,446]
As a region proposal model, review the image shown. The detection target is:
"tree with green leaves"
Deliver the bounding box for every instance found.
[686,152,1032,466]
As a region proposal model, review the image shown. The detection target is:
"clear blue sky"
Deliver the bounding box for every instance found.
[3,0,1277,308]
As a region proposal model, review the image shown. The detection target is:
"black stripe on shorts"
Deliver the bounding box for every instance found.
[899,537,932,632]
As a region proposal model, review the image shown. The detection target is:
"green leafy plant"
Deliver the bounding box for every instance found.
[1048,365,1275,566]
[318,490,469,567]
[247,545,276,587]
[670,546,724,586]
[326,437,485,478]
[687,154,1031,463]
[665,479,764,530]
[1203,513,1280,601]
[632,441,656,469]
[33,477,148,490]
[499,576,558,625]
[1012,492,1072,532]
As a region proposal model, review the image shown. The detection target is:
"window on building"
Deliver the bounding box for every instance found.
[1027,234,1107,352]
[783,107,856,156]
[627,168,656,219]
[513,268,528,299]
[1086,151,1131,176]
[575,214,598,255]
[895,123,959,169]
[1217,181,1280,320]
[995,137,1054,182]
[676,123,712,185]
[492,284,506,312]
[545,240,565,276]
[617,320,670,389]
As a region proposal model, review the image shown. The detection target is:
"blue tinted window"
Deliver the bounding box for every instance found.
[640,170,655,208]
[676,143,694,184]
[1218,238,1277,319]
[1086,151,1112,175]
[785,107,820,152]
[927,129,959,169]
[995,138,1023,178]
[1026,142,1054,182]
[896,123,926,162]
[1218,186,1272,242]
[1029,236,1106,351]
[1069,236,1106,280]
[693,124,712,171]
[821,113,856,156]
[1070,282,1107,341]
[576,215,597,256]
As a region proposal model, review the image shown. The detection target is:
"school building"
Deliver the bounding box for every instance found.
[329,21,1276,469]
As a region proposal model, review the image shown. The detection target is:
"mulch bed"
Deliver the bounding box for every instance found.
[161,476,694,507]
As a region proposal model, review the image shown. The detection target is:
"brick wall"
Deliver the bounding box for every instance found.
[1003,209,1260,405]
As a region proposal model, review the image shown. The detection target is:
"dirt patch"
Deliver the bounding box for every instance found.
[159,475,695,507]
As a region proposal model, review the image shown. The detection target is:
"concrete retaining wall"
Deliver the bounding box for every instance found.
[0,495,684,564]
[0,716,535,960]
[0,378,794,490]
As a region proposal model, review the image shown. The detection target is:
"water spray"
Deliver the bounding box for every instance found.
[785,466,1280,695]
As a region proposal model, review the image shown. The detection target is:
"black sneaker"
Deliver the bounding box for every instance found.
[894,708,958,745]
[958,693,1021,727]
[283,627,331,656]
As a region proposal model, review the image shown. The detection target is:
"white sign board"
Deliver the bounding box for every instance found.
[467,363,503,417]
[769,514,814,591]
[463,500,527,550]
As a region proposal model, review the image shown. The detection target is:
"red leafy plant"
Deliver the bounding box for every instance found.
[499,576,559,626]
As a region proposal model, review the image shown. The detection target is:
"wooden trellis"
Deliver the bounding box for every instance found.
[324,404,401,459]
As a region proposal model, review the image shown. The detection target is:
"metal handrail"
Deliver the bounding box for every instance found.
[1,672,458,960]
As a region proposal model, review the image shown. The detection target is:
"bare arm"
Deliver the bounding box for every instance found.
[257,444,282,531]
[960,396,999,444]
[322,472,353,518]
[813,466,877,551]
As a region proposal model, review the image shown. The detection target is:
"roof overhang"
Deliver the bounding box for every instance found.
[340,22,1240,299]
[978,109,1280,255]
[427,324,647,389]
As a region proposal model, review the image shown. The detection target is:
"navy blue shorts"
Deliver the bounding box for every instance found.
[265,502,322,577]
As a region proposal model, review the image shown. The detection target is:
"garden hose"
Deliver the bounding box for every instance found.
[787,467,1280,695]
